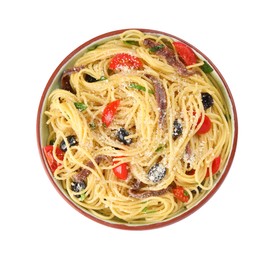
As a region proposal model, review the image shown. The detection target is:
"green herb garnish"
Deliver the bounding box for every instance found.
[129,83,154,94]
[155,145,164,152]
[142,207,156,214]
[99,76,107,81]
[161,39,174,49]
[149,44,164,52]
[89,122,96,129]
[224,113,231,122]
[49,140,55,145]
[74,102,88,111]
[200,61,213,73]
[79,193,86,201]
[124,40,139,46]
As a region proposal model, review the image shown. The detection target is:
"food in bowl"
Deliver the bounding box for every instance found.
[38,29,237,229]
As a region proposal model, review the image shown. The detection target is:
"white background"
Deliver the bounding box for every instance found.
[1,0,271,259]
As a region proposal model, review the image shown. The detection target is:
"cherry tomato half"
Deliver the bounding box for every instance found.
[196,114,212,134]
[206,156,221,177]
[43,145,64,173]
[173,42,197,66]
[109,53,143,70]
[102,100,120,127]
[173,186,189,203]
[112,157,128,180]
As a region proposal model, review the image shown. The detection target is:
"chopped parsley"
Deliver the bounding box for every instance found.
[142,207,156,214]
[129,83,154,94]
[224,113,231,122]
[74,102,88,111]
[79,193,86,201]
[124,40,139,46]
[155,145,164,152]
[89,122,96,129]
[149,44,164,52]
[99,76,107,81]
[200,61,213,73]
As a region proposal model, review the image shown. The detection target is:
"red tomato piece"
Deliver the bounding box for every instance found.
[212,156,221,174]
[206,156,221,177]
[196,114,212,134]
[102,100,120,127]
[173,42,197,66]
[43,145,64,173]
[173,186,189,202]
[109,53,143,70]
[113,157,128,180]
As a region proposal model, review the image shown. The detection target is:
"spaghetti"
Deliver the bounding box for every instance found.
[44,30,232,224]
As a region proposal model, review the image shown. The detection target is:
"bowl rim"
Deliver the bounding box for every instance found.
[36,28,238,230]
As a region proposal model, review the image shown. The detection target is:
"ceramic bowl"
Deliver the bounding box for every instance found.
[36,28,238,230]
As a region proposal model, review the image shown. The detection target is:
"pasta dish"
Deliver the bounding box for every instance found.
[43,30,232,224]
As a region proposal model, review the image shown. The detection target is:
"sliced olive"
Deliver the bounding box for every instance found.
[201,92,214,110]
[60,135,78,152]
[116,128,132,145]
[172,119,182,140]
[71,181,86,198]
[84,74,97,83]
[148,163,166,183]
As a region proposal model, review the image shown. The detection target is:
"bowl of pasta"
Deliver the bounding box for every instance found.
[37,29,238,230]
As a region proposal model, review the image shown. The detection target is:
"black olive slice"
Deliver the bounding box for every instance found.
[201,92,214,110]
[71,181,86,198]
[147,163,166,183]
[60,135,78,152]
[116,128,132,145]
[172,119,182,140]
